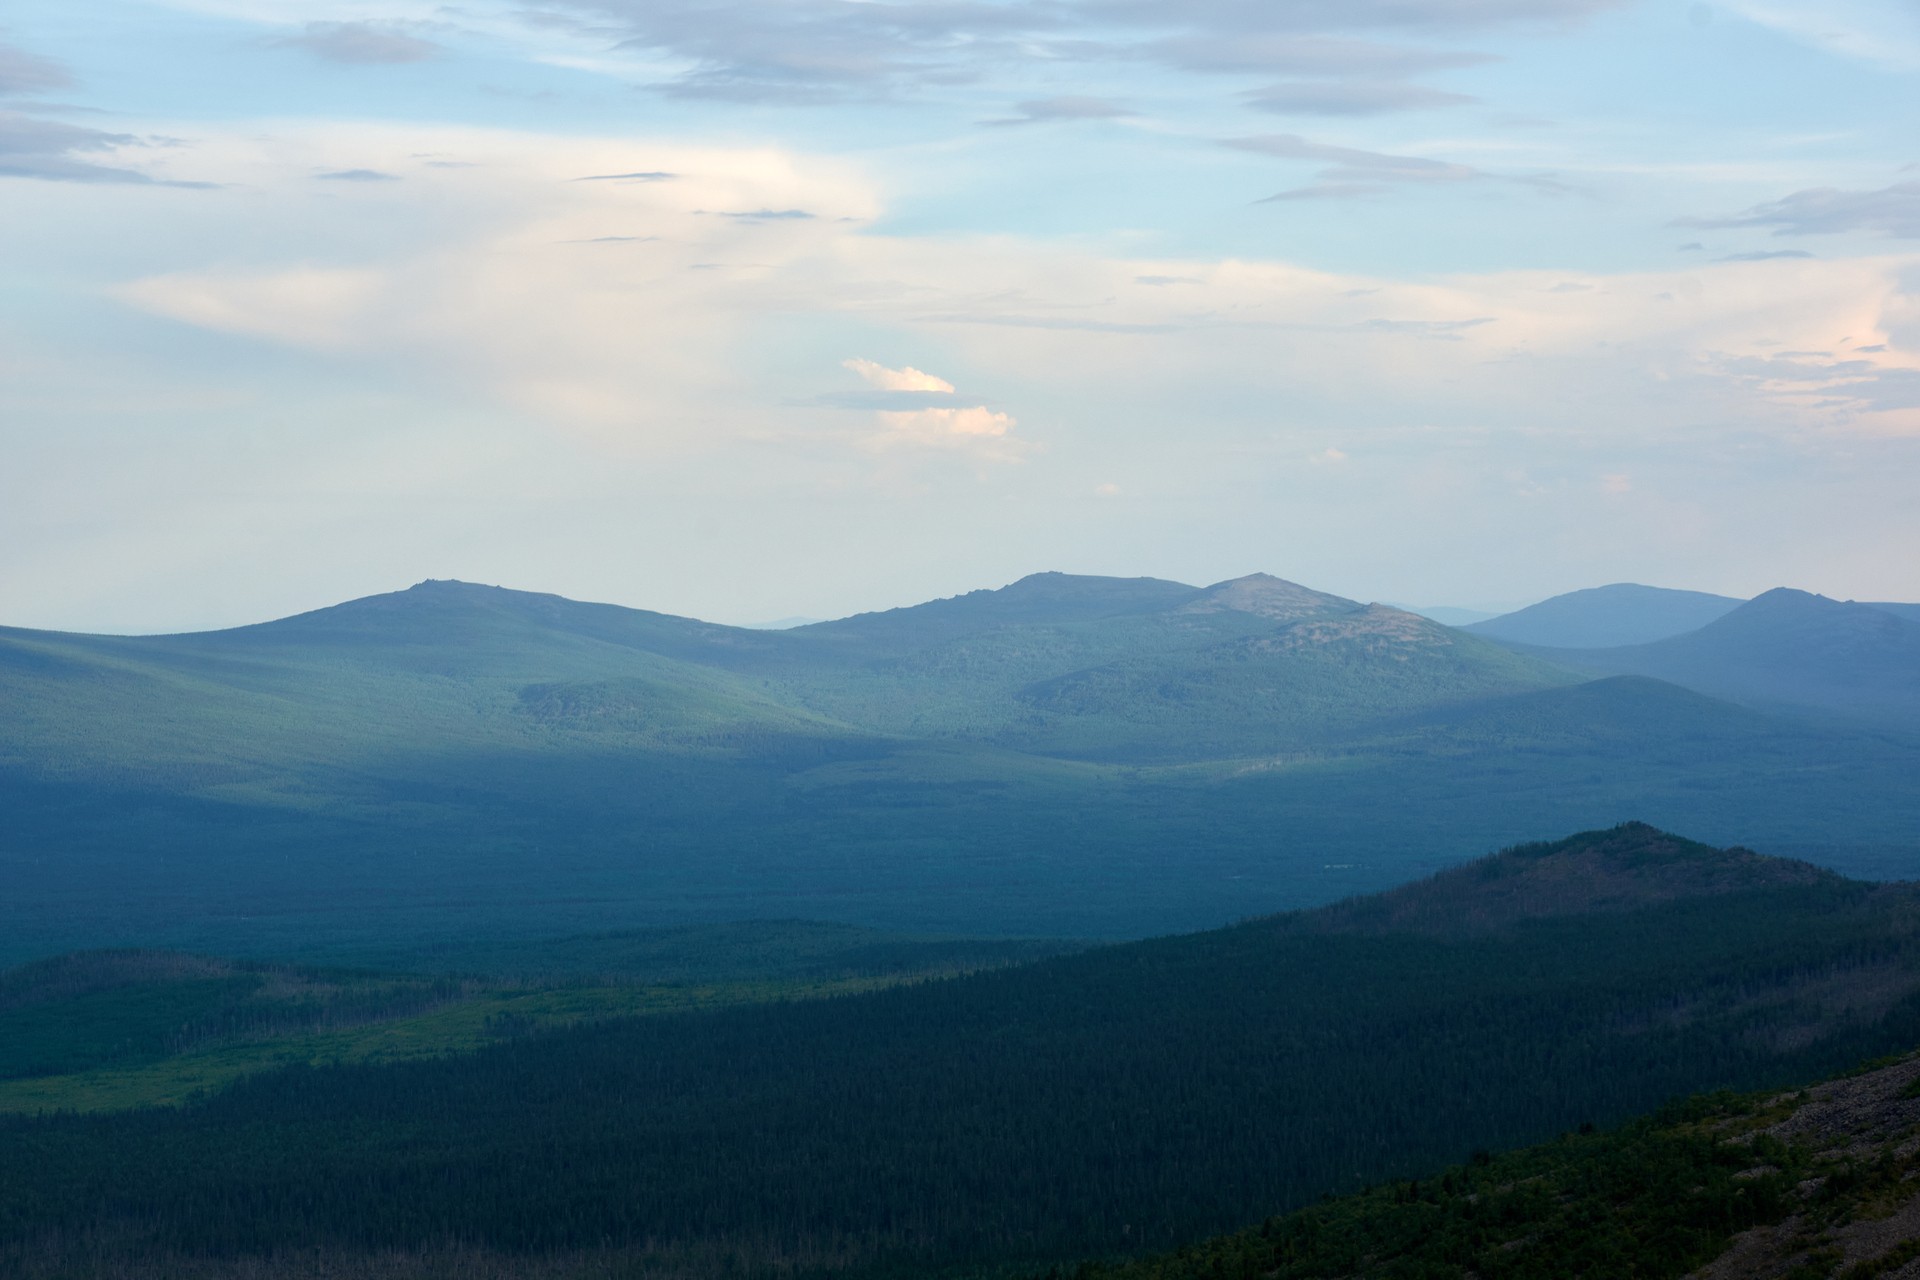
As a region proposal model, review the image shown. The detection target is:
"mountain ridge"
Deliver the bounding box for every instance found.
[1529,588,1920,731]
[1303,821,1839,936]
[1465,582,1744,648]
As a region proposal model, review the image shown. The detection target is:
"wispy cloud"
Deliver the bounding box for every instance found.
[1141,33,1494,77]
[1680,181,1920,240]
[1228,132,1478,200]
[273,21,441,65]
[0,112,203,185]
[316,168,400,182]
[573,170,677,182]
[1228,131,1567,200]
[983,96,1133,126]
[0,40,71,96]
[1244,80,1476,116]
[544,0,1615,103]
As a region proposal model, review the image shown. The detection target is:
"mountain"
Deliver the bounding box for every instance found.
[1539,588,1920,730]
[1400,603,1501,625]
[5,574,1920,958]
[1870,600,1920,624]
[1465,582,1744,648]
[796,569,1208,646]
[9,825,1920,1279]
[1307,818,1835,935]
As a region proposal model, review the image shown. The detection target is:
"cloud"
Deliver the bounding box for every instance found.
[716,207,816,220]
[316,168,400,182]
[844,358,955,393]
[841,357,1020,455]
[878,406,1015,438]
[573,171,677,182]
[0,112,199,185]
[984,96,1133,126]
[1228,131,1569,201]
[1680,181,1920,240]
[1229,131,1480,200]
[1136,274,1203,285]
[1244,80,1477,115]
[0,41,71,96]
[1310,446,1349,464]
[1716,249,1814,262]
[104,120,1920,491]
[274,21,441,65]
[1142,33,1494,76]
[1356,316,1496,336]
[1228,132,1479,180]
[542,0,1617,102]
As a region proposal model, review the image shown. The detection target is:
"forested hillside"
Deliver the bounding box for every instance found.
[8,826,1920,1279]
[1060,1047,1920,1280]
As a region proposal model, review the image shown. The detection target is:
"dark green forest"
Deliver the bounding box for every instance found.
[8,826,1920,1278]
[1053,1053,1920,1280]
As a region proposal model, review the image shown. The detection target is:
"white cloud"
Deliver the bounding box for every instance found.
[878,406,1016,438]
[843,357,954,393]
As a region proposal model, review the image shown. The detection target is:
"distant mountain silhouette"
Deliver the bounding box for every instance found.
[1541,588,1920,730]
[1466,583,1743,648]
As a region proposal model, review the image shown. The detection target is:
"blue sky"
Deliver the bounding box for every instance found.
[4,0,1919,631]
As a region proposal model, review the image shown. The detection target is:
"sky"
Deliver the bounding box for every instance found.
[4,0,1920,632]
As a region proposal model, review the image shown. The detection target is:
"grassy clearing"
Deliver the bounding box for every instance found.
[0,937,989,1115]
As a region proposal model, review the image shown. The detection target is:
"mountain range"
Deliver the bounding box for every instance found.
[3,572,1919,958]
